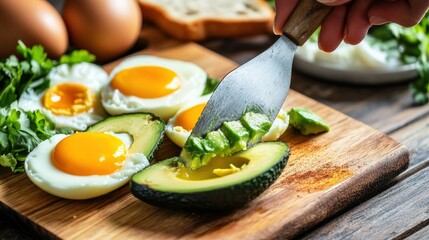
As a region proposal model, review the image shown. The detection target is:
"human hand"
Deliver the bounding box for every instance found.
[273,0,429,52]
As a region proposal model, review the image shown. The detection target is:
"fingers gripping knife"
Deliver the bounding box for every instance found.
[190,0,331,139]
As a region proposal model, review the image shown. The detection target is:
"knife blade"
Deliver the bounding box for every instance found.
[191,0,331,139]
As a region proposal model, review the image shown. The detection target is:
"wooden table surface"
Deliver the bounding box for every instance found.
[2,28,429,239]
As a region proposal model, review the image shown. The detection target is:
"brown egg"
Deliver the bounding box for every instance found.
[0,0,68,59]
[63,0,142,62]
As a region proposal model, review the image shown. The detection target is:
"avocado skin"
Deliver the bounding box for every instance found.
[131,145,290,211]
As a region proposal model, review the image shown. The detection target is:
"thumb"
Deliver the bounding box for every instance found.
[317,0,352,6]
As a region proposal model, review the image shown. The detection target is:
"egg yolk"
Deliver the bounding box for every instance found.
[174,103,207,131]
[110,66,182,98]
[43,83,95,116]
[51,132,127,176]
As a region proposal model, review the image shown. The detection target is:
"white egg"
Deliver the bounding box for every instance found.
[25,132,149,200]
[165,95,289,147]
[18,62,109,131]
[101,56,207,120]
[261,109,289,141]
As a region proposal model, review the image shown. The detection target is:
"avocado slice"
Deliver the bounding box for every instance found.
[240,112,272,144]
[131,142,289,210]
[181,112,272,170]
[220,121,249,154]
[203,130,229,154]
[288,107,329,135]
[86,113,164,160]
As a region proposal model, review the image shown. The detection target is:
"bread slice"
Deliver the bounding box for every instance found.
[138,0,274,41]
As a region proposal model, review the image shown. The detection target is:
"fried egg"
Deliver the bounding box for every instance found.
[18,62,109,131]
[165,95,290,147]
[25,132,149,200]
[101,56,207,120]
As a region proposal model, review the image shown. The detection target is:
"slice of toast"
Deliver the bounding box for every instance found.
[138,0,274,41]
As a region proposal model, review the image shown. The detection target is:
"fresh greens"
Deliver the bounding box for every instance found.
[59,50,96,65]
[0,41,94,173]
[368,14,428,104]
[202,76,219,95]
[0,106,73,173]
[0,41,95,108]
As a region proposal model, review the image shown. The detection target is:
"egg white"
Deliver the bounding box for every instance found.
[165,95,290,147]
[297,38,395,69]
[101,56,207,120]
[18,62,109,131]
[25,133,149,200]
[261,109,289,141]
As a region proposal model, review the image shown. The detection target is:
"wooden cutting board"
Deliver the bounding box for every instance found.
[0,43,409,239]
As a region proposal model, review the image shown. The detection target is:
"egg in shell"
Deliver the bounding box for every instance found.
[0,0,68,59]
[101,56,207,120]
[18,62,109,131]
[165,95,290,147]
[25,132,149,200]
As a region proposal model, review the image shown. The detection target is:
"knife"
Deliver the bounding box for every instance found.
[190,0,331,139]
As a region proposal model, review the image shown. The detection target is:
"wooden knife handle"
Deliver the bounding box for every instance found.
[282,0,332,46]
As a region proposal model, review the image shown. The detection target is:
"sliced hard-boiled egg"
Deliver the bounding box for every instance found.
[25,132,149,200]
[165,95,290,147]
[101,56,207,120]
[18,62,109,131]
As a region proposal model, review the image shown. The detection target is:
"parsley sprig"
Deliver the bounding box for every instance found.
[0,106,73,173]
[0,41,94,173]
[0,41,95,108]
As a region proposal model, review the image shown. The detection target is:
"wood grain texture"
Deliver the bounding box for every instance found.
[408,224,429,240]
[301,165,429,240]
[391,115,429,168]
[297,108,429,239]
[0,43,409,239]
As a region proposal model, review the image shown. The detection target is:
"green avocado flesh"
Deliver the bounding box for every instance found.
[181,112,272,170]
[131,142,289,210]
[288,107,329,135]
[86,113,165,160]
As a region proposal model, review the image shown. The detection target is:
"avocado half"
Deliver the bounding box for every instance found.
[87,113,164,161]
[131,142,290,210]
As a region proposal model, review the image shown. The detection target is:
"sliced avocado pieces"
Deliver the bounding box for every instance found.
[288,107,329,135]
[221,121,249,154]
[203,130,229,154]
[240,112,271,144]
[86,113,164,160]
[131,142,289,211]
[181,112,272,170]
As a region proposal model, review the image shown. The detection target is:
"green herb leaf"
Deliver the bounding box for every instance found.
[60,50,96,64]
[0,154,18,171]
[411,59,429,105]
[0,106,75,173]
[202,76,219,95]
[25,110,57,140]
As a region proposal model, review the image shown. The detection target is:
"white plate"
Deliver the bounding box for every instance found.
[293,52,418,85]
